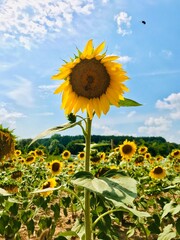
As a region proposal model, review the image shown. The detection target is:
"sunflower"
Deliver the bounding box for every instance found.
[11,170,23,179]
[99,152,106,161]
[35,149,44,157]
[14,150,22,157]
[170,149,180,158]
[138,146,148,155]
[156,155,164,161]
[68,163,75,175]
[173,159,180,173]
[119,140,137,160]
[149,166,166,179]
[52,39,129,119]
[40,178,57,197]
[50,160,63,175]
[134,155,144,166]
[62,150,71,160]
[25,156,36,165]
[78,152,85,160]
[144,153,151,160]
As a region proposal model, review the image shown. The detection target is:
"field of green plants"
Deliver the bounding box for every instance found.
[0,141,179,240]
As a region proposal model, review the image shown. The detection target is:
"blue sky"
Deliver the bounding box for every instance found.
[0,0,180,143]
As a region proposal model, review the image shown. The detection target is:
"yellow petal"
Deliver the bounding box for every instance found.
[87,99,94,119]
[100,94,110,114]
[93,41,105,56]
[81,39,93,59]
[93,98,101,118]
[101,55,119,63]
[51,69,71,80]
[54,81,69,94]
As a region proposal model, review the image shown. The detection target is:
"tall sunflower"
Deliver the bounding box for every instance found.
[149,166,166,179]
[119,139,137,160]
[52,39,129,119]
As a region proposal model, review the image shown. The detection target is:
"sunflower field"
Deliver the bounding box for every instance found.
[0,142,179,240]
[1,40,180,240]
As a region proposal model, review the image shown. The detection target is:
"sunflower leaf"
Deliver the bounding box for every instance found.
[118,98,142,107]
[29,120,83,146]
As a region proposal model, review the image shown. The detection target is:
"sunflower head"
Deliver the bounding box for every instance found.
[138,146,148,155]
[52,39,129,119]
[35,149,44,157]
[171,149,180,158]
[119,140,137,160]
[0,125,16,161]
[25,156,36,165]
[149,166,166,179]
[50,160,63,175]
[62,150,71,160]
[41,178,57,197]
[78,152,85,160]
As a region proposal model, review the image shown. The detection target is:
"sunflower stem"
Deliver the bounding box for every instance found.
[84,116,92,240]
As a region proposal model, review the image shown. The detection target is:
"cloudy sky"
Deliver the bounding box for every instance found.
[0,0,180,143]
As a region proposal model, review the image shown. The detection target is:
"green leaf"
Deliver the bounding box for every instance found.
[118,98,142,107]
[157,224,176,240]
[161,201,180,219]
[176,218,180,235]
[72,172,137,207]
[72,172,150,218]
[29,120,83,146]
[0,188,12,196]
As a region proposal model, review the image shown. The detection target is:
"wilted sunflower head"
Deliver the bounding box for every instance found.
[62,150,71,160]
[52,39,129,119]
[50,160,63,175]
[149,166,166,179]
[119,140,137,160]
[0,125,16,161]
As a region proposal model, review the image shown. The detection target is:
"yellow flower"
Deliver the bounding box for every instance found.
[78,152,85,160]
[62,150,71,160]
[34,149,44,157]
[134,155,144,166]
[138,146,148,155]
[144,153,151,160]
[171,149,180,158]
[40,178,57,197]
[14,150,22,156]
[52,39,129,119]
[156,155,164,161]
[25,156,36,165]
[50,160,63,175]
[119,140,137,160]
[149,166,166,179]
[99,152,106,161]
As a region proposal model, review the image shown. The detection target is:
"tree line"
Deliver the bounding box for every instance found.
[15,134,179,157]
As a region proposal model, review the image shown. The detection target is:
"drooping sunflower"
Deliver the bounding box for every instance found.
[134,155,144,166]
[149,166,166,179]
[11,170,23,180]
[50,160,63,175]
[62,150,71,160]
[119,140,137,160]
[40,178,57,197]
[78,152,85,160]
[52,39,129,119]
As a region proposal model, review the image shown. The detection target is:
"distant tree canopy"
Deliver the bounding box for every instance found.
[15,134,179,157]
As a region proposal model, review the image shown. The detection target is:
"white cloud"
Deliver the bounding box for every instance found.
[156,93,180,120]
[161,49,173,58]
[114,11,132,36]
[0,0,94,49]
[6,76,34,107]
[138,116,171,136]
[127,111,136,118]
[93,122,122,135]
[0,103,26,129]
[118,55,132,64]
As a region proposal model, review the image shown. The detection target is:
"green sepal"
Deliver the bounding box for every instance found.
[118,98,142,107]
